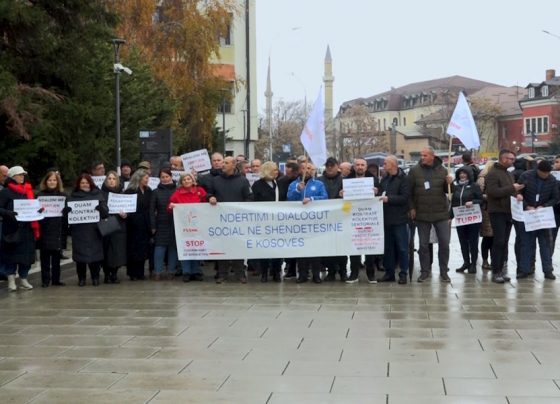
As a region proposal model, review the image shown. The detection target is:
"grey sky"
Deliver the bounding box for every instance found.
[256,0,560,115]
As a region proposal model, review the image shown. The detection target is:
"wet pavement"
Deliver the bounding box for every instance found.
[1,231,560,403]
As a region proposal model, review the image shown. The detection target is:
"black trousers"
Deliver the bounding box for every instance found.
[76,262,101,280]
[489,212,512,275]
[456,223,481,265]
[127,259,146,279]
[40,249,61,285]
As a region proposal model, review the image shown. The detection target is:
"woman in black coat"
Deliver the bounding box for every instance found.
[150,168,177,281]
[101,171,127,284]
[124,169,152,281]
[67,174,108,286]
[0,166,38,291]
[37,170,67,287]
[251,161,282,282]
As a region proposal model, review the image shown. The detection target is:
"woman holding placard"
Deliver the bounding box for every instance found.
[451,167,483,274]
[101,171,127,284]
[66,174,108,286]
[124,169,152,281]
[37,170,67,287]
[0,166,38,291]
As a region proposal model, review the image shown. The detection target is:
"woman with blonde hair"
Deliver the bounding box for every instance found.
[37,170,67,287]
[477,160,495,270]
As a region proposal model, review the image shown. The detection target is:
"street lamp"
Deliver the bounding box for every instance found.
[390,118,398,154]
[220,89,228,155]
[111,38,126,174]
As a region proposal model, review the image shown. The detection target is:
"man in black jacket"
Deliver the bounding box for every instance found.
[379,155,410,284]
[208,156,253,284]
[198,152,224,192]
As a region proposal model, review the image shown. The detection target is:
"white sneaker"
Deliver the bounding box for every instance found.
[8,275,17,292]
[19,278,33,290]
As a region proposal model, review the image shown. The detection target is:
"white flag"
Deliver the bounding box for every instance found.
[300,88,327,168]
[447,92,480,150]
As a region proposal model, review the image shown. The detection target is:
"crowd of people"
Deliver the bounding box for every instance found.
[0,146,559,291]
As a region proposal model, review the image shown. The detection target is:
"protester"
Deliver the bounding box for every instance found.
[137,161,152,176]
[208,156,253,283]
[90,161,105,177]
[67,173,108,286]
[512,156,536,274]
[250,159,262,173]
[552,155,560,256]
[170,156,184,170]
[461,152,480,182]
[317,157,347,282]
[0,166,38,291]
[198,152,224,191]
[0,164,9,281]
[252,161,282,282]
[276,161,300,279]
[100,171,127,284]
[485,149,525,283]
[120,160,132,185]
[288,162,327,283]
[339,162,352,178]
[37,170,67,287]
[379,156,410,284]
[451,167,483,274]
[168,172,207,282]
[516,160,558,280]
[124,169,152,281]
[150,168,178,281]
[408,146,454,282]
[477,160,495,270]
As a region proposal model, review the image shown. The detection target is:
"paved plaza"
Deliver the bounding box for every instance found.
[1,234,560,403]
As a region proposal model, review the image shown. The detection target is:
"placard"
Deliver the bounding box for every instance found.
[148,177,160,190]
[108,193,137,214]
[510,196,524,222]
[452,204,482,226]
[524,207,556,232]
[13,199,44,222]
[181,149,212,172]
[342,177,375,200]
[246,173,260,187]
[37,196,66,218]
[91,176,106,189]
[171,170,188,183]
[67,200,100,224]
[173,199,384,260]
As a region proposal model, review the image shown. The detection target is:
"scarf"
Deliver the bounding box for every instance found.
[7,181,40,240]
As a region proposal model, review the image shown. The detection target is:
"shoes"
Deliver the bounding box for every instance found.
[104,275,110,284]
[492,275,505,284]
[312,275,322,284]
[175,270,182,277]
[7,275,17,291]
[398,276,407,285]
[516,272,529,279]
[324,273,336,282]
[468,264,477,274]
[440,273,451,283]
[272,273,281,283]
[153,274,161,281]
[92,278,100,287]
[260,273,268,283]
[455,263,469,273]
[501,273,511,282]
[52,281,66,286]
[544,272,556,280]
[78,279,86,287]
[239,277,247,284]
[378,275,396,283]
[42,283,49,288]
[482,261,492,270]
[182,275,190,283]
[345,275,359,284]
[296,277,308,284]
[191,273,204,282]
[417,273,431,283]
[215,277,224,284]
[20,278,33,290]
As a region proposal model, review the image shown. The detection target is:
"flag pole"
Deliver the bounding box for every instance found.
[447,135,453,200]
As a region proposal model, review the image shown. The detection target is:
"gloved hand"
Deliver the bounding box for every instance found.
[37,207,45,213]
[94,205,101,211]
[62,206,72,214]
[4,211,18,219]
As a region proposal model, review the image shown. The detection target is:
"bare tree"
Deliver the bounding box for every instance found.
[338,104,386,160]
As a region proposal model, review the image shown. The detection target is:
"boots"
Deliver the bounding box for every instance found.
[455,263,470,273]
[468,263,477,274]
[7,275,17,292]
[19,278,33,290]
[260,269,268,283]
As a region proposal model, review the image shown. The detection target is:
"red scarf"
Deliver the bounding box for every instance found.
[7,182,40,240]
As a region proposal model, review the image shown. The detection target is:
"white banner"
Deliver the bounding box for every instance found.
[452,205,482,226]
[91,176,106,189]
[14,199,44,222]
[181,149,212,172]
[173,199,384,260]
[343,178,375,200]
[67,200,100,224]
[108,193,137,214]
[524,207,556,232]
[148,177,160,190]
[510,196,524,222]
[38,196,66,218]
[246,173,260,187]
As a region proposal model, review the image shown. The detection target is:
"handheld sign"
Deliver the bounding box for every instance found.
[510,197,524,222]
[13,199,44,221]
[91,176,106,189]
[38,196,66,218]
[148,177,160,190]
[524,207,556,232]
[246,173,260,187]
[342,178,375,200]
[181,149,212,173]
[67,200,100,224]
[108,193,137,214]
[452,205,482,226]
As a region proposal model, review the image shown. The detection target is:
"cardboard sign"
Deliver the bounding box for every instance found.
[38,196,66,218]
[452,205,482,226]
[67,200,100,224]
[107,193,137,214]
[13,199,44,222]
[181,149,212,173]
[342,177,375,200]
[91,176,106,189]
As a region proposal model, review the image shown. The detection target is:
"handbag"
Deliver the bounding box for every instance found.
[97,216,122,237]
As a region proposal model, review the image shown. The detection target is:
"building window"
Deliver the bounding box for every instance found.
[217,83,234,114]
[219,13,233,46]
[525,116,550,134]
[542,86,549,97]
[528,87,535,98]
[403,117,407,126]
[383,118,386,130]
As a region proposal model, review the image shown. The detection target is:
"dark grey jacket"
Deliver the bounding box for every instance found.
[207,171,253,202]
[380,168,410,226]
[150,182,176,246]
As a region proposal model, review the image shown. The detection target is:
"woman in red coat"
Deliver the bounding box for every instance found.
[168,173,207,282]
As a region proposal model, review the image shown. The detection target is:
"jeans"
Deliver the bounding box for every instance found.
[520,225,553,274]
[40,249,61,285]
[383,223,409,278]
[154,244,178,274]
[489,212,513,275]
[4,263,31,278]
[181,260,200,275]
[456,223,481,265]
[417,220,450,274]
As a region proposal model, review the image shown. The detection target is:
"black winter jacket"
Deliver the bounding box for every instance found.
[150,182,177,246]
[207,171,253,202]
[124,186,152,262]
[318,172,343,199]
[379,169,410,226]
[37,189,67,251]
[252,179,279,202]
[518,169,559,209]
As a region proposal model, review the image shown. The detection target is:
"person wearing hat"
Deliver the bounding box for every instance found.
[120,160,132,185]
[137,161,152,176]
[516,159,559,280]
[0,166,38,291]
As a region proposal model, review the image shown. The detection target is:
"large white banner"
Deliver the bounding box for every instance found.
[173,199,384,260]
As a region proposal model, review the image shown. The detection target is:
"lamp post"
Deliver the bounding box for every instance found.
[390,119,397,154]
[111,39,126,174]
[220,89,228,155]
[241,108,248,158]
